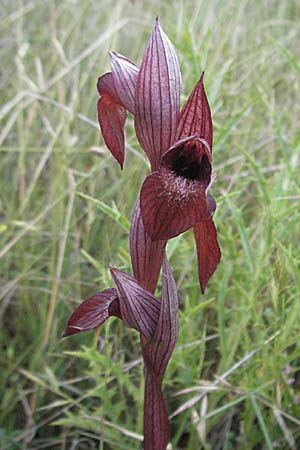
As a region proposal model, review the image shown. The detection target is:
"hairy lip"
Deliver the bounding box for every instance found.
[160,168,201,203]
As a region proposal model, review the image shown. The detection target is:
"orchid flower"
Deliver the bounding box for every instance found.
[97,18,220,293]
[65,19,222,450]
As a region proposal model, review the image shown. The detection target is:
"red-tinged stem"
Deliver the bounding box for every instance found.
[143,350,170,450]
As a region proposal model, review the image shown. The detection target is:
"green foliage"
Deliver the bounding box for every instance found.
[1,0,300,448]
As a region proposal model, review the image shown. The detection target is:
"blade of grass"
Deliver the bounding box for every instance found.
[250,394,273,450]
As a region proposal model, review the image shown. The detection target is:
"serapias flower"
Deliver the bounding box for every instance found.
[65,19,223,450]
[97,18,220,293]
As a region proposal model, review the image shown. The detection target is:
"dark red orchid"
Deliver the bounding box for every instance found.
[97,18,220,293]
[65,19,222,450]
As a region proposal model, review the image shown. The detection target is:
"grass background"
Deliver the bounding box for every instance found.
[1,0,300,448]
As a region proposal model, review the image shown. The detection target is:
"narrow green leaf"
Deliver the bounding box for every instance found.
[80,248,103,273]
[197,394,248,423]
[250,394,273,450]
[77,192,130,231]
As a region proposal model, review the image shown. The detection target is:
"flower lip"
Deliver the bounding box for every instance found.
[161,136,212,185]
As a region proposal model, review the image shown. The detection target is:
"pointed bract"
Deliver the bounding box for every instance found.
[110,268,161,340]
[97,73,127,168]
[176,72,213,150]
[134,19,182,170]
[142,257,178,450]
[148,257,179,378]
[130,199,166,294]
[63,288,120,337]
[109,51,139,114]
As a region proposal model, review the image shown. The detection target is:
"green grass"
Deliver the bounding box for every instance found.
[1,0,300,448]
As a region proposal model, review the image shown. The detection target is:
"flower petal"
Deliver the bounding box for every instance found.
[130,199,166,294]
[142,257,178,449]
[109,51,139,114]
[176,72,213,150]
[194,213,221,294]
[63,288,120,337]
[134,18,182,170]
[140,168,207,240]
[97,73,127,168]
[110,268,161,339]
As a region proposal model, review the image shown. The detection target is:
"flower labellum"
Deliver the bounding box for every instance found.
[140,135,212,240]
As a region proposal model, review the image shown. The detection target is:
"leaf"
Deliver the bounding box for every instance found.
[130,199,166,294]
[250,395,273,450]
[63,288,120,337]
[134,18,182,171]
[77,192,130,231]
[19,368,48,389]
[80,249,103,273]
